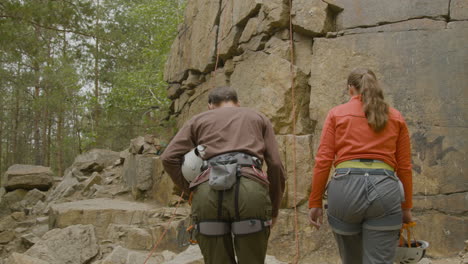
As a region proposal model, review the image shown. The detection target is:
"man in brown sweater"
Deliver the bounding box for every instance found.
[161,86,286,264]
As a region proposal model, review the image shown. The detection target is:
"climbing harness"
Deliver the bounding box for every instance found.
[334,159,406,203]
[206,152,262,190]
[192,152,270,236]
[394,222,429,264]
[194,219,273,236]
[177,223,199,247]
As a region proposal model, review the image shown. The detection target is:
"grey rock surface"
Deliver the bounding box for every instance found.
[25,224,99,264]
[3,165,53,191]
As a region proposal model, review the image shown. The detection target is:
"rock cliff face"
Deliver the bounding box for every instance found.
[164,0,468,262]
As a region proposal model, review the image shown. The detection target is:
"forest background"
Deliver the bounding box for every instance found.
[0,0,185,178]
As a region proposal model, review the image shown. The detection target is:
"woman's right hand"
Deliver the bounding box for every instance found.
[308,208,323,229]
[402,209,413,223]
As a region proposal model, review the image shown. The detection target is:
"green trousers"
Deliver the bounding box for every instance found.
[191,177,272,264]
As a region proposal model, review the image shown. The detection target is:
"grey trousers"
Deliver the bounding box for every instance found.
[327,169,403,264]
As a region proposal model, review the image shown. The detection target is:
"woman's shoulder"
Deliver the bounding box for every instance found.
[388,106,406,122]
[329,99,362,117]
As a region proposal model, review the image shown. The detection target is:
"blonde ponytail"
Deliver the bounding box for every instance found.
[348,69,389,132]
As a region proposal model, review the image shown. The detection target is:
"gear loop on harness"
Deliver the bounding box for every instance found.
[194,219,273,236]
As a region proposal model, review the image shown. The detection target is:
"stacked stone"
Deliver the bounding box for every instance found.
[164,0,468,262]
[122,135,175,203]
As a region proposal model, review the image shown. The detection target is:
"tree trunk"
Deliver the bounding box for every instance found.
[33,25,42,165]
[41,105,49,166]
[47,118,52,166]
[93,0,101,126]
[13,84,20,164]
[0,113,3,176]
[57,113,64,176]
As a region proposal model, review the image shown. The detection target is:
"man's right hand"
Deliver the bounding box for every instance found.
[308,208,323,229]
[271,217,277,229]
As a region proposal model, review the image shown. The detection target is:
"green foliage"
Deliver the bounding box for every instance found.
[0,0,184,175]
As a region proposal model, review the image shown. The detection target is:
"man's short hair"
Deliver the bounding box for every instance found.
[208,86,238,105]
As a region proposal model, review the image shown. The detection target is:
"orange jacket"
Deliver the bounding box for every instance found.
[309,96,413,209]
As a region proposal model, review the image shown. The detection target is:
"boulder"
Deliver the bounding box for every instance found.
[83,172,102,192]
[257,0,289,33]
[72,149,120,174]
[101,246,129,264]
[7,253,50,264]
[164,0,220,82]
[181,71,204,90]
[129,136,145,154]
[20,233,40,248]
[414,212,467,257]
[334,0,449,30]
[149,157,175,205]
[232,0,262,26]
[2,165,53,191]
[45,170,80,203]
[292,0,335,36]
[0,230,15,244]
[48,198,189,240]
[105,225,153,250]
[0,215,16,233]
[230,51,313,135]
[451,0,468,20]
[134,156,156,191]
[239,33,268,53]
[122,154,156,196]
[217,0,243,60]
[309,28,468,196]
[20,189,45,209]
[277,135,314,208]
[239,17,261,44]
[0,189,27,216]
[25,224,99,264]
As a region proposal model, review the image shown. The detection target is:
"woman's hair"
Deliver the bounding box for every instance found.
[347,68,389,132]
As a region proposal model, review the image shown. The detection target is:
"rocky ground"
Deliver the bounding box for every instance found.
[1,135,466,263]
[0,136,291,264]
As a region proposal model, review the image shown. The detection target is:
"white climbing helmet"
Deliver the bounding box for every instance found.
[181,145,206,182]
[394,222,429,264]
[394,240,429,264]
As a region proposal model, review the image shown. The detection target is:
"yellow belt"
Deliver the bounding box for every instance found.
[336,161,394,171]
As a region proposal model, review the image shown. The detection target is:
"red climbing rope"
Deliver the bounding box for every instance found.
[143,191,185,264]
[288,0,300,263]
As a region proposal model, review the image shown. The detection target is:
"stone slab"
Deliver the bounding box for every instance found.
[339,19,447,35]
[335,0,449,30]
[3,165,53,191]
[451,0,468,20]
[230,51,313,135]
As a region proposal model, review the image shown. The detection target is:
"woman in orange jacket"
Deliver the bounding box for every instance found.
[308,68,413,264]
